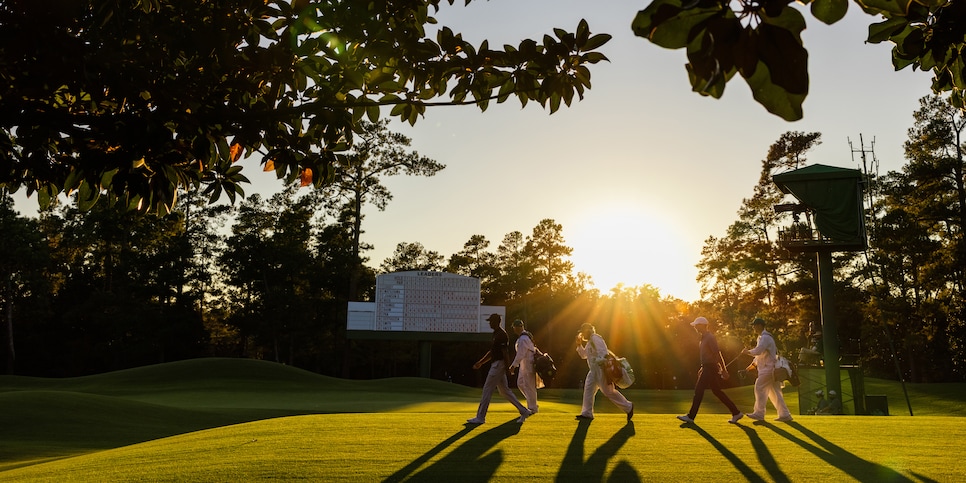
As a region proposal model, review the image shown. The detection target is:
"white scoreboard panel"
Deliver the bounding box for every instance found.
[375,271,482,332]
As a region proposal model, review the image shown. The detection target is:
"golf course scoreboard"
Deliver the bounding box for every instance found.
[374,271,483,332]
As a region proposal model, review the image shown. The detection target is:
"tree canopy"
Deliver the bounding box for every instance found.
[0,0,610,214]
[632,0,966,120]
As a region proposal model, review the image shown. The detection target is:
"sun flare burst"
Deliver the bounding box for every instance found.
[567,203,697,300]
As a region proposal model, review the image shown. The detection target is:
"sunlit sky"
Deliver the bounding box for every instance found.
[16,1,935,302]
[251,0,934,301]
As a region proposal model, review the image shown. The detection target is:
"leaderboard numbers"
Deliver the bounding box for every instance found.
[375,271,482,333]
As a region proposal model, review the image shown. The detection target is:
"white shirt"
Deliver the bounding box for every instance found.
[576,333,608,367]
[748,329,778,370]
[511,332,535,371]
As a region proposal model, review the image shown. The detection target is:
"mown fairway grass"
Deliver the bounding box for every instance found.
[1,358,964,482]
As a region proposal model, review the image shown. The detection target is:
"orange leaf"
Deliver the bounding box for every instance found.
[229,143,243,163]
[299,168,313,187]
[263,159,275,171]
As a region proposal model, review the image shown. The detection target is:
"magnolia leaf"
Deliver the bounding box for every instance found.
[951,90,965,109]
[951,56,966,91]
[632,0,721,50]
[576,19,589,46]
[868,17,909,44]
[583,33,612,51]
[756,22,809,95]
[743,60,805,121]
[100,169,117,189]
[299,167,313,187]
[687,63,726,98]
[351,106,365,123]
[810,0,849,25]
[761,5,807,34]
[63,168,83,191]
[37,187,52,210]
[77,182,100,212]
[899,27,925,57]
[229,143,243,163]
[206,184,223,204]
[367,104,380,123]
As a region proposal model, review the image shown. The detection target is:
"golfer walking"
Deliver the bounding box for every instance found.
[575,323,633,421]
[743,317,793,422]
[509,319,542,415]
[467,314,531,425]
[677,317,743,424]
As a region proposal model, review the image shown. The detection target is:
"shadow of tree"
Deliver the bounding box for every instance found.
[555,420,636,482]
[391,420,522,483]
[737,425,790,483]
[766,421,913,483]
[683,423,766,483]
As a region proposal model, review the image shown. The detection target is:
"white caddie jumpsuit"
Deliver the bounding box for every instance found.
[746,328,792,420]
[510,331,544,413]
[576,333,632,418]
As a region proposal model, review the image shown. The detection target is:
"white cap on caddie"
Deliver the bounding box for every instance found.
[690,317,709,326]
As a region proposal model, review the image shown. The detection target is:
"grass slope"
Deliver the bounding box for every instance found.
[1,358,964,481]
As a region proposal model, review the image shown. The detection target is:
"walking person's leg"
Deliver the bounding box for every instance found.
[493,361,529,419]
[708,375,742,422]
[579,369,599,418]
[471,362,501,422]
[769,379,793,420]
[746,371,770,420]
[518,370,538,413]
[683,368,710,421]
[599,378,632,414]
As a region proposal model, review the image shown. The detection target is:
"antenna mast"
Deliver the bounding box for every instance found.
[849,134,880,240]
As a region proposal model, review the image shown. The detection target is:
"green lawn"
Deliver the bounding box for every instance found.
[1,358,963,482]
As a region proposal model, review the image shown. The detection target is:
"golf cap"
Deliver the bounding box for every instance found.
[815,390,824,396]
[511,319,524,327]
[829,390,837,396]
[751,317,766,327]
[690,317,709,326]
[486,314,501,323]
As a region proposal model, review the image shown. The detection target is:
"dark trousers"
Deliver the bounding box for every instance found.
[687,366,740,419]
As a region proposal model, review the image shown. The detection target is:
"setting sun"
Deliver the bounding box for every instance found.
[566,203,698,300]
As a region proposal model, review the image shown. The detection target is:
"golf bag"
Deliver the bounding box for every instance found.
[775,354,799,386]
[604,352,635,389]
[533,348,557,387]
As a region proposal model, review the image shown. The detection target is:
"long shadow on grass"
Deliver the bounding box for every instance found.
[555,419,636,482]
[388,420,521,483]
[683,423,766,483]
[383,426,475,482]
[908,471,940,483]
[764,421,913,483]
[737,425,790,483]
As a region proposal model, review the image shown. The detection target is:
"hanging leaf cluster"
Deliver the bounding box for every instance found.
[0,1,610,214]
[632,0,966,120]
